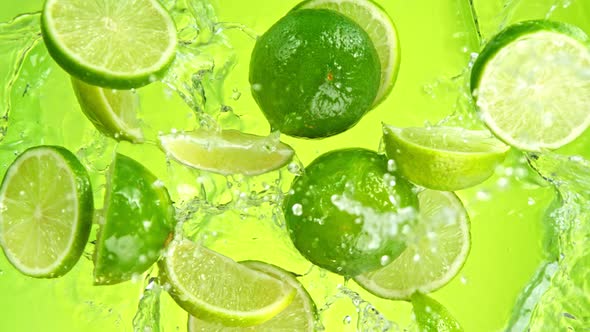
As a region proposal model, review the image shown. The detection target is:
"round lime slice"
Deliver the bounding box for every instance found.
[354,190,470,300]
[0,145,93,278]
[41,0,177,89]
[159,129,295,176]
[383,125,509,191]
[71,77,144,143]
[188,260,318,331]
[93,153,175,285]
[295,0,400,106]
[160,240,297,327]
[411,292,464,332]
[471,20,590,151]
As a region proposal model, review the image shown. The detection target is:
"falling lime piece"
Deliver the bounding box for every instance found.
[411,292,464,332]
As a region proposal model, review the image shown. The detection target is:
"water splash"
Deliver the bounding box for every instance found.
[132,278,162,332]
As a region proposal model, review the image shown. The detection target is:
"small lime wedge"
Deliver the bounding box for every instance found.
[295,0,400,106]
[471,20,590,151]
[41,0,177,89]
[0,146,93,278]
[188,260,318,331]
[159,129,295,176]
[71,77,144,143]
[411,293,464,332]
[93,153,175,285]
[383,125,509,191]
[354,190,470,300]
[160,240,296,327]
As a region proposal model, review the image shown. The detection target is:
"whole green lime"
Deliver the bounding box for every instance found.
[283,148,419,277]
[249,9,381,138]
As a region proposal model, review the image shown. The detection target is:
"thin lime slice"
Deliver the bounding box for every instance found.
[188,260,318,332]
[471,20,590,151]
[159,129,295,176]
[160,240,297,327]
[383,125,509,191]
[71,77,144,143]
[296,0,400,106]
[0,146,93,278]
[354,190,470,300]
[411,293,464,332]
[41,0,177,89]
[94,153,175,285]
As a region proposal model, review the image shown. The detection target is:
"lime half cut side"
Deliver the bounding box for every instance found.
[471,20,590,152]
[383,125,509,191]
[71,78,144,143]
[354,190,470,300]
[160,240,296,327]
[296,0,400,106]
[159,129,295,176]
[0,146,93,278]
[188,260,318,332]
[41,0,177,89]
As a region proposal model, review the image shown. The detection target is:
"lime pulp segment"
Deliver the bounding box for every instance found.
[0,146,93,278]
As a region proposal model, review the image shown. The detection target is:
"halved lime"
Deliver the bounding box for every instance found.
[411,292,464,332]
[295,0,400,106]
[159,240,297,327]
[41,0,177,89]
[0,146,93,278]
[383,125,509,191]
[471,20,590,151]
[354,190,470,300]
[188,260,318,331]
[94,153,175,285]
[71,78,144,143]
[159,129,295,176]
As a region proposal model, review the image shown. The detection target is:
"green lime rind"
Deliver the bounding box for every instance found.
[0,145,93,278]
[93,153,175,285]
[41,0,177,89]
[71,77,144,143]
[411,293,464,332]
[159,240,297,327]
[383,125,509,191]
[188,260,319,332]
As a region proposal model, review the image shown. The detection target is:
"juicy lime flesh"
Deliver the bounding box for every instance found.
[94,153,174,285]
[473,23,590,151]
[354,190,470,300]
[188,261,317,332]
[249,9,381,138]
[296,0,399,105]
[159,130,294,176]
[411,293,464,332]
[161,241,296,327]
[0,146,93,277]
[283,148,418,277]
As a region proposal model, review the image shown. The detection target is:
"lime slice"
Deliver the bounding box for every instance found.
[159,129,295,176]
[71,77,144,143]
[160,240,297,327]
[0,146,93,278]
[296,0,400,106]
[383,125,509,191]
[94,153,175,285]
[188,260,318,331]
[354,190,470,300]
[411,293,464,332]
[471,20,590,151]
[41,0,177,89]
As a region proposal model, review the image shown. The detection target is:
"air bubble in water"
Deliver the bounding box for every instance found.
[292,203,303,216]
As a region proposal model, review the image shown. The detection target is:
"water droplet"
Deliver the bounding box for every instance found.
[380,255,391,266]
[528,197,536,205]
[460,276,468,284]
[292,203,303,216]
[343,315,352,324]
[387,159,397,172]
[413,254,421,262]
[231,88,241,100]
[476,190,492,201]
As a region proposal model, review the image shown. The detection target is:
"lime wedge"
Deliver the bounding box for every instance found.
[159,129,295,176]
[411,293,464,332]
[354,190,470,300]
[41,0,177,89]
[188,260,318,332]
[471,20,590,151]
[0,146,93,278]
[296,0,400,106]
[160,240,296,327]
[94,153,175,285]
[383,125,509,191]
[71,77,144,143]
